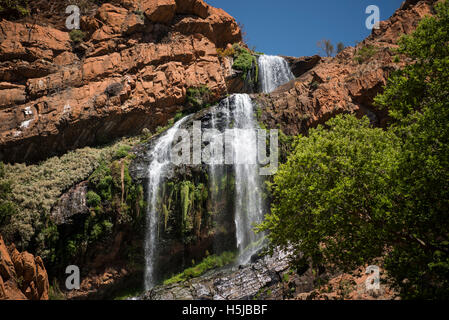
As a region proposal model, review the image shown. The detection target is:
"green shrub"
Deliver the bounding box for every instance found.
[232,44,258,82]
[354,44,378,64]
[163,251,236,285]
[69,29,86,44]
[258,114,400,275]
[217,46,235,58]
[86,191,101,208]
[0,136,139,256]
[0,0,29,18]
[174,112,184,123]
[114,145,132,160]
[186,85,211,111]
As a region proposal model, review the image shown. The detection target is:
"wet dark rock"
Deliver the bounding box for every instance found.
[141,250,292,300]
[282,55,321,78]
[50,181,89,225]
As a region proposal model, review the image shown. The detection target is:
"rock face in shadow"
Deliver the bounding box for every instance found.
[51,181,89,225]
[0,234,49,300]
[282,55,321,78]
[254,0,437,135]
[0,0,241,163]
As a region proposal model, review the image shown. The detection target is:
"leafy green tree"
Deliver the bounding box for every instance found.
[258,115,400,271]
[374,0,449,299]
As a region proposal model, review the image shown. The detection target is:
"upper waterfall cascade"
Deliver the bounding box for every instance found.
[258,55,295,93]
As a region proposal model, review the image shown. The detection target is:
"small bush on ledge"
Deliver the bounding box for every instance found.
[69,29,86,44]
[0,0,29,18]
[186,85,212,111]
[354,44,378,64]
[163,251,236,285]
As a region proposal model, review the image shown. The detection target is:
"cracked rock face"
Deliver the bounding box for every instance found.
[141,250,292,300]
[0,235,49,300]
[0,0,241,163]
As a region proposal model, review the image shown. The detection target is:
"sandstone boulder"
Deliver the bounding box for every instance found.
[143,0,177,24]
[0,235,49,300]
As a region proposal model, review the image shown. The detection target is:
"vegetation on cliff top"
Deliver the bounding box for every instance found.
[0,0,29,17]
[231,44,259,84]
[258,0,449,299]
[0,136,139,259]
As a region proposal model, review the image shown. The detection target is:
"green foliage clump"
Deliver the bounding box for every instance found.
[88,158,145,222]
[232,44,258,83]
[217,46,235,58]
[0,136,138,257]
[114,145,132,160]
[160,179,209,238]
[373,0,449,299]
[354,44,378,64]
[60,153,145,265]
[0,0,29,18]
[69,29,86,44]
[0,163,17,227]
[86,191,101,208]
[186,85,211,112]
[163,251,236,285]
[258,114,400,270]
[173,112,184,123]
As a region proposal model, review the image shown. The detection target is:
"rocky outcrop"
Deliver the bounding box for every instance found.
[51,181,89,225]
[0,0,241,163]
[0,234,49,300]
[282,55,321,78]
[294,264,397,300]
[143,250,292,300]
[142,249,396,300]
[255,0,437,135]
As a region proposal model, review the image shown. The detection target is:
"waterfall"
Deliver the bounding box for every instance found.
[258,55,295,93]
[142,63,295,286]
[144,116,190,291]
[230,94,264,265]
[208,94,265,265]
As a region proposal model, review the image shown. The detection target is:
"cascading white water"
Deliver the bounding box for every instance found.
[258,55,295,93]
[209,99,231,214]
[230,94,265,265]
[144,116,189,291]
[206,94,265,265]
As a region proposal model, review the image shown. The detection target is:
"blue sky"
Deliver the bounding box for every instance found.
[205,0,404,57]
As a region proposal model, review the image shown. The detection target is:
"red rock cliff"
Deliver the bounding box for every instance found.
[0,234,49,300]
[0,0,241,163]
